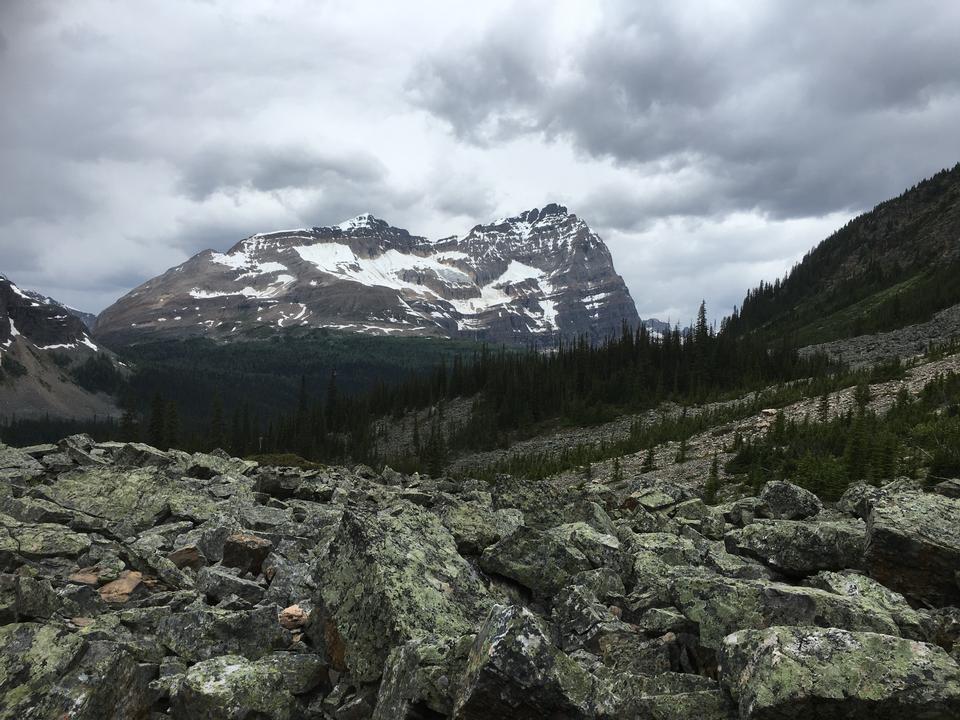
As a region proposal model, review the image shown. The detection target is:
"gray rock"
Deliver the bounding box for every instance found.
[313,501,489,682]
[724,519,865,577]
[865,491,960,607]
[196,566,265,605]
[157,602,291,661]
[480,525,592,597]
[720,625,960,719]
[758,480,822,520]
[170,654,299,719]
[452,604,594,719]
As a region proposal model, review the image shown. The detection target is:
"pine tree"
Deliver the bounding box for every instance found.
[817,391,830,423]
[207,395,226,451]
[641,447,656,472]
[612,457,624,483]
[119,409,137,441]
[674,438,688,464]
[164,401,180,450]
[854,381,872,415]
[704,454,720,505]
[148,393,166,449]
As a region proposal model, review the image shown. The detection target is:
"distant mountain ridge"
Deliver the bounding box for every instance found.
[95,204,640,347]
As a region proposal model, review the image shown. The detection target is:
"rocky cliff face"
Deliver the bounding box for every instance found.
[2,436,959,718]
[95,204,640,347]
[0,275,118,420]
[0,275,98,354]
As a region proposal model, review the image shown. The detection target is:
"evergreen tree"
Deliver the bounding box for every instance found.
[612,457,624,483]
[817,391,830,423]
[148,393,166,449]
[704,454,720,505]
[164,401,180,450]
[207,395,226,450]
[119,409,137,441]
[641,447,656,472]
[674,438,688,464]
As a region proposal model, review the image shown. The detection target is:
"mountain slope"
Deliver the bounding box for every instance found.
[726,163,960,345]
[95,204,639,347]
[1,274,120,420]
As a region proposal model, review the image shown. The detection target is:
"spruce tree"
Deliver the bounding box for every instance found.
[148,393,166,449]
[164,401,180,450]
[641,447,656,472]
[704,454,720,505]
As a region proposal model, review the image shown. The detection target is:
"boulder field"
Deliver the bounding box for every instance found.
[1,436,959,718]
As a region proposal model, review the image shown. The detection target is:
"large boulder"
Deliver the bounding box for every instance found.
[671,574,905,652]
[757,480,822,520]
[480,525,592,596]
[312,501,489,682]
[864,491,960,607]
[169,654,299,719]
[0,623,154,719]
[0,514,91,570]
[719,625,960,719]
[805,570,932,640]
[373,634,475,720]
[157,602,291,661]
[724,519,865,577]
[452,604,594,719]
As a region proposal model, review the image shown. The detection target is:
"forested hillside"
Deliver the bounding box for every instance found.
[724,163,960,345]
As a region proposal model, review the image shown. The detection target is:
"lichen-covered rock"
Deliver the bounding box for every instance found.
[595,672,736,720]
[758,480,822,520]
[0,514,91,570]
[0,624,154,719]
[373,634,474,719]
[313,501,490,682]
[671,498,727,540]
[170,654,298,719]
[805,570,932,640]
[865,491,960,607]
[719,625,960,719]
[437,497,523,555]
[724,519,865,577]
[38,466,214,535]
[196,566,265,605]
[452,604,594,719]
[157,602,291,661]
[480,525,592,596]
[546,521,624,573]
[552,584,633,653]
[671,574,905,651]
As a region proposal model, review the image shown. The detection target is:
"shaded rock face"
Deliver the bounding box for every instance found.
[0,274,94,351]
[94,206,639,347]
[2,438,960,719]
[864,491,960,607]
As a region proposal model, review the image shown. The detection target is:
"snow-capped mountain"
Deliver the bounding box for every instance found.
[95,204,640,346]
[0,274,119,420]
[0,275,100,355]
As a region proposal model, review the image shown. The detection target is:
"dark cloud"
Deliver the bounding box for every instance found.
[178,145,387,201]
[413,1,960,222]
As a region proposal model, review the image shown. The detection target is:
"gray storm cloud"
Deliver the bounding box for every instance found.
[1,0,958,320]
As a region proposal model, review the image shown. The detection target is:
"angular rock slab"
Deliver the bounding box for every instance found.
[314,501,489,682]
[452,604,594,719]
[758,480,822,520]
[720,625,960,719]
[724,519,865,577]
[170,654,298,720]
[865,491,960,607]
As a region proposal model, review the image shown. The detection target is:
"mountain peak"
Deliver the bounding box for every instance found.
[337,213,389,232]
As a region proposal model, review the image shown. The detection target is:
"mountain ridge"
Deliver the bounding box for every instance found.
[94,204,640,347]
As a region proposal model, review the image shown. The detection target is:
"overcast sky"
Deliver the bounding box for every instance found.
[2,0,959,322]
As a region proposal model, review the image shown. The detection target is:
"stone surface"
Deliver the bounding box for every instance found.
[758,480,823,520]
[313,501,489,682]
[724,519,865,577]
[453,604,594,719]
[720,625,960,719]
[864,491,960,607]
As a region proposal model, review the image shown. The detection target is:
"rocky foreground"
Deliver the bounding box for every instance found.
[2,436,960,719]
